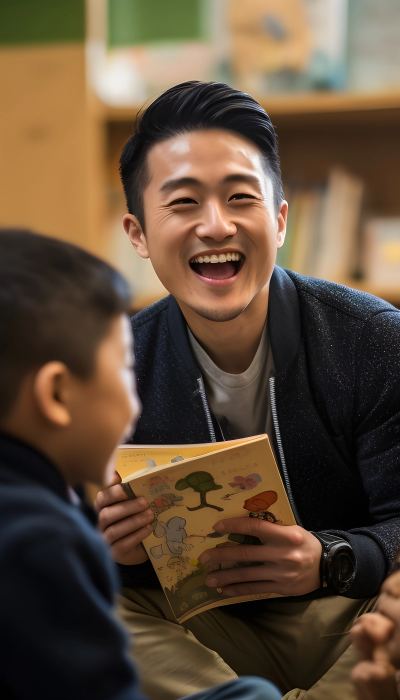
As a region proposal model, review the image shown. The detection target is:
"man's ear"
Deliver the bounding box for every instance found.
[123,214,150,259]
[276,200,288,248]
[33,362,72,427]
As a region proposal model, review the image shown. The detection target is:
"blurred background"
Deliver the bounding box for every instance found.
[1,0,400,309]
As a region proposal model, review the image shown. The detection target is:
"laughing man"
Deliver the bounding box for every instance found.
[96,82,400,700]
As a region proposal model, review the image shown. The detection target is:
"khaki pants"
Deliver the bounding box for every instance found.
[117,587,376,700]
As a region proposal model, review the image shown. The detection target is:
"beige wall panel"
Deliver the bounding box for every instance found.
[0,43,99,251]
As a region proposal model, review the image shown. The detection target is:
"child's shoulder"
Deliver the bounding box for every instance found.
[0,480,110,576]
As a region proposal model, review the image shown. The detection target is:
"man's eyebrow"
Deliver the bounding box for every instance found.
[159,173,262,198]
[159,177,201,197]
[223,173,262,188]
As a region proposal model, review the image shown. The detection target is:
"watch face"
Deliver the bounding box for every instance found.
[333,551,355,584]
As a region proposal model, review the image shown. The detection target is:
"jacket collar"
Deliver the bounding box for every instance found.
[167,266,302,376]
[268,266,302,374]
[0,433,70,502]
[168,295,202,379]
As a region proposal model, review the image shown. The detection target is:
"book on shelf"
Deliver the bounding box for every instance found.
[279,169,364,283]
[314,169,364,282]
[115,434,296,623]
[362,218,400,290]
[286,187,324,277]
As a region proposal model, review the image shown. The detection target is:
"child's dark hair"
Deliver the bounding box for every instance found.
[119,80,284,229]
[0,229,132,421]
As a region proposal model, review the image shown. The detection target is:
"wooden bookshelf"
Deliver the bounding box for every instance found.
[100,89,400,308]
[102,89,400,121]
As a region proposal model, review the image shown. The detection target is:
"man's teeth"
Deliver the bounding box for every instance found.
[191,252,242,264]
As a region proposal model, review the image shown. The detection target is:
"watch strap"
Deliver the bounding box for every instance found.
[311,532,356,593]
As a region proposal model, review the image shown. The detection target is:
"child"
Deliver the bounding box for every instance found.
[0,230,281,700]
[351,562,400,699]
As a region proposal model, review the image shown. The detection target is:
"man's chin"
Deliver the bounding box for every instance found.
[188,304,248,323]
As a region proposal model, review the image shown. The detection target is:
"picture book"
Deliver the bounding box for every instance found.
[115,434,296,623]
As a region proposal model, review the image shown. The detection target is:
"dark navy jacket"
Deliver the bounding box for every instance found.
[125,267,400,599]
[0,435,146,700]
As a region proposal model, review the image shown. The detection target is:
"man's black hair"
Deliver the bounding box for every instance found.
[119,80,284,229]
[0,229,132,421]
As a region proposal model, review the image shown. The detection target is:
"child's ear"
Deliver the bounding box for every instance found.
[33,362,72,427]
[123,214,150,259]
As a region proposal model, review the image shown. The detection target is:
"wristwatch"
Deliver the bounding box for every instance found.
[311,532,356,594]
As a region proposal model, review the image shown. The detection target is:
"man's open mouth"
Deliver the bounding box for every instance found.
[189,252,244,280]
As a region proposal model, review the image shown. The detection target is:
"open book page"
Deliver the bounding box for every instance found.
[118,435,296,623]
[115,436,257,480]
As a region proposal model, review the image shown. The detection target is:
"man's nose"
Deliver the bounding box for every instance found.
[195,200,237,241]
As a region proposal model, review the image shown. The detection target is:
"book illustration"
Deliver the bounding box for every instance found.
[244,490,279,523]
[221,472,262,500]
[230,473,262,490]
[170,561,209,606]
[184,531,224,545]
[147,455,184,470]
[149,492,184,516]
[149,484,282,614]
[150,516,194,559]
[148,475,175,495]
[167,555,196,571]
[117,435,296,622]
[158,491,280,612]
[175,471,224,512]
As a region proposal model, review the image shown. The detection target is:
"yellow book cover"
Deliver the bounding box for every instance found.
[116,435,296,623]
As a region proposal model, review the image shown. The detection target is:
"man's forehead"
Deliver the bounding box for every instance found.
[146,129,267,186]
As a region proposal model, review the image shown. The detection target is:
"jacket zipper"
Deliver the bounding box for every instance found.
[269,376,303,526]
[197,377,217,442]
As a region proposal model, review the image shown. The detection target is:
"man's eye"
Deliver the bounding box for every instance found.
[228,193,256,201]
[169,197,198,205]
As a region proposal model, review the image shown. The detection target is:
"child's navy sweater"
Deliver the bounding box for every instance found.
[0,434,145,700]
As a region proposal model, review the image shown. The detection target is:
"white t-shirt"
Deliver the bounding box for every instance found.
[188,325,276,442]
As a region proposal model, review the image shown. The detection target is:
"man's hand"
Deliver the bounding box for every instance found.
[351,613,399,700]
[197,518,322,597]
[95,472,154,566]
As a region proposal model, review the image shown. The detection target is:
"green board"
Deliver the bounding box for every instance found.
[0,0,85,46]
[108,0,204,47]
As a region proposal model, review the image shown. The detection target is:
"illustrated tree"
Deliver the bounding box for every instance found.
[175,471,224,512]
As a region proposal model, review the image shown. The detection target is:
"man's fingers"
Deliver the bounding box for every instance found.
[110,525,153,557]
[95,482,129,510]
[212,518,303,546]
[97,496,150,533]
[101,507,154,544]
[199,543,268,567]
[205,563,276,589]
